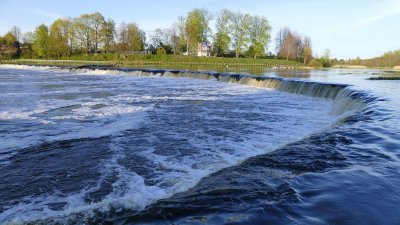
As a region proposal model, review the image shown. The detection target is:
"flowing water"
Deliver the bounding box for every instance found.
[0,65,399,225]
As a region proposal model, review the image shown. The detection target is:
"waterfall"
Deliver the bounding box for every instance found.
[1,64,369,116]
[71,66,370,116]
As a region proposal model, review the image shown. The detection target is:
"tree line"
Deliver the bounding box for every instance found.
[335,50,400,68]
[0,12,146,59]
[0,9,314,63]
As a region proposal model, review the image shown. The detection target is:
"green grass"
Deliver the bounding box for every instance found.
[2,54,302,67]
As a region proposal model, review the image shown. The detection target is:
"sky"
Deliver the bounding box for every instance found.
[0,0,399,59]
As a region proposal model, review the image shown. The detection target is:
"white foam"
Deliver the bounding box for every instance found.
[0,105,151,151]
[0,111,33,120]
[0,65,341,224]
[0,64,56,71]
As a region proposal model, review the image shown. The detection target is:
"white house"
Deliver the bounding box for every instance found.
[197,42,212,57]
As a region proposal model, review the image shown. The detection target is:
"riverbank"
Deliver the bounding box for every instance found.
[1,58,309,75]
[0,54,301,69]
[332,65,367,69]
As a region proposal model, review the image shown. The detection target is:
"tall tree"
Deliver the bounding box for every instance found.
[64,18,76,56]
[230,12,251,58]
[169,23,181,54]
[319,49,332,67]
[276,27,292,60]
[247,15,271,58]
[177,16,188,53]
[150,27,178,54]
[127,23,145,51]
[117,22,145,51]
[117,22,128,51]
[214,9,232,56]
[276,27,308,61]
[48,19,69,58]
[302,36,312,64]
[32,24,49,58]
[323,49,331,59]
[90,12,105,51]
[101,18,116,52]
[150,28,166,48]
[22,32,34,44]
[10,26,22,42]
[74,14,95,53]
[21,32,34,58]
[185,8,212,54]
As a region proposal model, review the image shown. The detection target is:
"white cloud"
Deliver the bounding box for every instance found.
[325,0,400,34]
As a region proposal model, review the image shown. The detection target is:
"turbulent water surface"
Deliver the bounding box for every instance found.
[0,65,399,225]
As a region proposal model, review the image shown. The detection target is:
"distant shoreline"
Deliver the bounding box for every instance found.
[332,65,367,69]
[0,58,304,69]
[1,59,398,71]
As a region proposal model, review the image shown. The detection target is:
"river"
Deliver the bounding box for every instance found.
[0,65,399,224]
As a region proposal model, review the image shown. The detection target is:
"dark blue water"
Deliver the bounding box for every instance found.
[0,65,399,225]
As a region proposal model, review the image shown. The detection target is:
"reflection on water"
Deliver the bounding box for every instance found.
[271,69,311,78]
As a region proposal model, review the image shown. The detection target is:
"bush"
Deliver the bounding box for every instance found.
[156,47,167,55]
[308,59,322,68]
[318,57,332,67]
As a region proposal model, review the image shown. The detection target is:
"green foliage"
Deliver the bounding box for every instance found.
[213,9,232,56]
[302,46,312,64]
[383,49,400,57]
[156,47,167,55]
[102,18,116,52]
[91,12,106,51]
[319,57,332,67]
[247,15,271,58]
[308,59,322,68]
[185,8,212,53]
[32,24,49,58]
[118,23,145,51]
[318,49,332,67]
[74,13,95,53]
[214,32,230,56]
[5,54,301,68]
[1,9,297,65]
[341,51,400,68]
[2,32,17,46]
[48,19,69,58]
[230,12,251,58]
[0,32,20,59]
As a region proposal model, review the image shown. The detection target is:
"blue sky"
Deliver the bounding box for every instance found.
[1,0,399,59]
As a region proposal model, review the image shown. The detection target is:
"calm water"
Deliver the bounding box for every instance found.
[0,65,399,224]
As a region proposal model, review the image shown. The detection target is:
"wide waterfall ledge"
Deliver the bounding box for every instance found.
[68,65,370,116]
[0,64,371,117]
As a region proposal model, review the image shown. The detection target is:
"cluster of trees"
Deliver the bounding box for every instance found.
[275,27,312,64]
[337,50,400,68]
[1,9,321,63]
[149,9,272,58]
[0,26,22,58]
[0,12,147,59]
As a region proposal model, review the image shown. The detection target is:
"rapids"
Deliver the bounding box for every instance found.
[0,65,399,225]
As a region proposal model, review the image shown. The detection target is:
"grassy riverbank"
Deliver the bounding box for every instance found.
[1,54,302,68]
